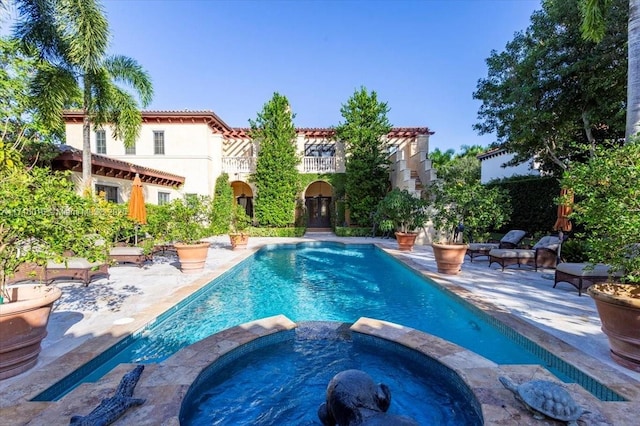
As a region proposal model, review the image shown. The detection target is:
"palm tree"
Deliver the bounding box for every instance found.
[13,0,153,187]
[581,0,639,140]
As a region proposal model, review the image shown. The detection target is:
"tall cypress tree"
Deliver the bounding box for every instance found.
[249,93,300,227]
[209,172,234,235]
[335,87,392,227]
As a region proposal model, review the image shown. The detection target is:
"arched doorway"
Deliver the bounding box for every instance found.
[231,181,254,218]
[305,181,333,228]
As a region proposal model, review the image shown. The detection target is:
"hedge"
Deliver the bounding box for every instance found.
[487,176,560,235]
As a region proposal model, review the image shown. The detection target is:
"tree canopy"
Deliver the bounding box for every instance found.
[12,0,153,187]
[474,0,627,175]
[335,87,392,227]
[430,144,485,183]
[580,0,640,140]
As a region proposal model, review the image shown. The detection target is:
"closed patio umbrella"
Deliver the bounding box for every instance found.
[553,188,573,264]
[553,188,573,233]
[128,174,147,245]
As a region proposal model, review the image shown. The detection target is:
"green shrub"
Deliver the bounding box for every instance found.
[248,227,305,237]
[562,140,640,282]
[488,176,559,235]
[163,196,212,244]
[334,227,372,237]
[560,238,590,263]
[429,180,511,244]
[209,173,234,235]
[374,188,429,234]
[230,204,251,234]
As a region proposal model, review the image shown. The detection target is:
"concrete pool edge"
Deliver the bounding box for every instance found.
[14,315,636,425]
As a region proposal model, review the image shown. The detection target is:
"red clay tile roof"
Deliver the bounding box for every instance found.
[64,111,433,139]
[223,127,434,139]
[63,110,232,133]
[52,145,185,187]
[476,147,507,161]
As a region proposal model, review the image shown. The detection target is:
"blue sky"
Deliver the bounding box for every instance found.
[11,0,543,152]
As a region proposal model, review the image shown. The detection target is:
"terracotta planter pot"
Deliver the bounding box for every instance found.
[174,242,209,274]
[394,232,418,251]
[229,233,249,250]
[432,243,469,275]
[0,284,62,380]
[588,283,640,372]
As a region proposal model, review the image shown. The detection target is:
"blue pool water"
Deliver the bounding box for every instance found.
[180,329,483,425]
[35,242,624,401]
[115,243,542,366]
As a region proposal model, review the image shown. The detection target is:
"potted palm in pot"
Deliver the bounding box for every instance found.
[166,196,211,273]
[562,140,640,372]
[374,188,429,251]
[428,178,511,275]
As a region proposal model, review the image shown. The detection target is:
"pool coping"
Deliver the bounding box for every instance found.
[10,316,638,425]
[1,240,639,424]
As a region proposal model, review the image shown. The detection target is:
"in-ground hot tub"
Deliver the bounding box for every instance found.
[179,320,483,425]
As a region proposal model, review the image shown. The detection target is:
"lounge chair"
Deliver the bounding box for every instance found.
[45,257,109,286]
[554,262,623,296]
[465,230,526,262]
[5,262,48,285]
[109,246,149,267]
[488,235,561,271]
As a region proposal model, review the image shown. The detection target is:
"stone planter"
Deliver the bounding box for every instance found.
[432,243,469,275]
[0,284,62,380]
[174,242,209,274]
[394,232,418,251]
[587,283,640,372]
[229,233,249,250]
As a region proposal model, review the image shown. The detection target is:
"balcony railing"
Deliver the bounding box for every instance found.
[222,156,255,173]
[223,156,337,174]
[303,156,336,173]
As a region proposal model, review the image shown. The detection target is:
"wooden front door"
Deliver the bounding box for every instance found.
[306,197,331,228]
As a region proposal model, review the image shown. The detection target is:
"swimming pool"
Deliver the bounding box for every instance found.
[34,242,624,401]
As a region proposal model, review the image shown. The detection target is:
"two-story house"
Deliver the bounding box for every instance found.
[61,110,435,228]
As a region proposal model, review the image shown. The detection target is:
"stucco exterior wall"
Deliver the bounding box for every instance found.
[65,122,221,196]
[480,152,539,184]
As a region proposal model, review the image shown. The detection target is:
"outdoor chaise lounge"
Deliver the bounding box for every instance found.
[488,235,560,271]
[109,246,149,267]
[5,262,48,285]
[45,257,110,286]
[465,230,526,262]
[6,258,109,286]
[554,262,623,296]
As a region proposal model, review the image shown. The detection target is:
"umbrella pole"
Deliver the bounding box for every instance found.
[557,229,563,263]
[135,224,138,246]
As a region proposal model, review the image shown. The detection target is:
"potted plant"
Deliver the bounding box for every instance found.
[0,165,70,380]
[229,204,251,250]
[562,140,640,372]
[375,188,429,251]
[165,196,211,273]
[428,178,511,274]
[0,221,63,379]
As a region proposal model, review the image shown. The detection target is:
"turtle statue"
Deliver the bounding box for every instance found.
[499,376,589,426]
